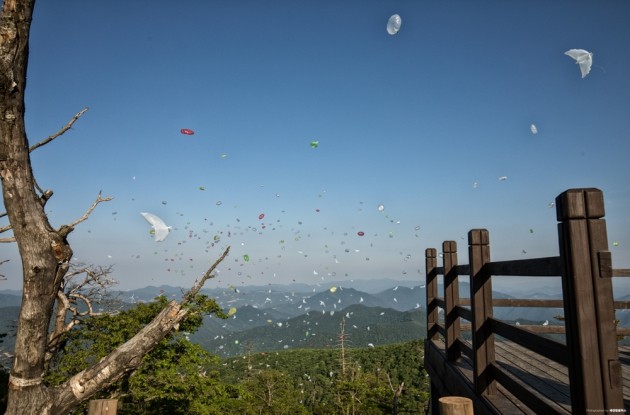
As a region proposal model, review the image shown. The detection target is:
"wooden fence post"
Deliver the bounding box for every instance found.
[439,396,474,415]
[443,241,461,361]
[425,248,442,414]
[468,229,496,395]
[426,248,439,341]
[556,188,623,412]
[87,399,119,415]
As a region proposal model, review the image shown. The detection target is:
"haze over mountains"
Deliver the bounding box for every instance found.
[2,278,630,362]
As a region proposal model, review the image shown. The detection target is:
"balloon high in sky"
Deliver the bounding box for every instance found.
[386,14,402,35]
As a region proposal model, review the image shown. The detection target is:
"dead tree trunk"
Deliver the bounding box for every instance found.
[0,1,231,413]
[1,0,63,412]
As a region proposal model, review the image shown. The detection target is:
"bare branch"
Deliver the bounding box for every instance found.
[386,372,395,392]
[0,259,8,280]
[67,292,104,317]
[45,263,118,368]
[0,237,16,243]
[29,108,89,153]
[0,223,12,234]
[66,191,113,229]
[45,290,74,368]
[39,189,53,206]
[181,245,230,306]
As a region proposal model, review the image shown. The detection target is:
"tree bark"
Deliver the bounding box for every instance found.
[2,0,67,412]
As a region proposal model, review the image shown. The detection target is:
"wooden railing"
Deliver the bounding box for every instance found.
[425,188,629,413]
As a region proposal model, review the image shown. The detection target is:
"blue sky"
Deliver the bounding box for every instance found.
[1,1,630,293]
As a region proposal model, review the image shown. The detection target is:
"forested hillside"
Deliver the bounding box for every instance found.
[194,304,426,357]
[0,296,429,414]
[217,340,430,415]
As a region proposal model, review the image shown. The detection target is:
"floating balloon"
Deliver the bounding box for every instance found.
[530,124,538,134]
[564,49,593,78]
[180,128,195,135]
[243,254,250,262]
[310,140,319,148]
[140,212,171,242]
[330,286,337,293]
[227,307,237,316]
[258,213,265,220]
[377,204,385,212]
[387,14,402,35]
[357,231,365,236]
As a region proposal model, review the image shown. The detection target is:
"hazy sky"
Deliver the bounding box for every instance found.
[2,1,630,292]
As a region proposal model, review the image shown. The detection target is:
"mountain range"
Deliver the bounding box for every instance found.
[2,279,630,361]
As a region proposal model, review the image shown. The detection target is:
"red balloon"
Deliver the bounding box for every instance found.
[258,213,265,220]
[357,231,365,236]
[180,128,195,135]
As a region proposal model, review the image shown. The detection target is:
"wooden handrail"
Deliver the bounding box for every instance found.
[431,297,630,309]
[488,318,567,366]
[436,262,627,278]
[424,188,625,413]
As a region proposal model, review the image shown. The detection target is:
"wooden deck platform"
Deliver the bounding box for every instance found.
[425,338,630,414]
[424,189,630,414]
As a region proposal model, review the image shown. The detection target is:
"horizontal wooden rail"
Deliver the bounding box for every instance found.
[488,318,567,366]
[460,298,563,308]
[486,256,562,276]
[434,296,630,309]
[434,264,628,278]
[436,325,445,337]
[431,319,630,337]
[456,305,472,322]
[459,339,473,360]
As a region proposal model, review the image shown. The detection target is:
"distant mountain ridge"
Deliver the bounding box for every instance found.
[4,280,630,361]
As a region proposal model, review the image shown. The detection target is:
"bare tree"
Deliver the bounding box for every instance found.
[45,263,120,370]
[0,1,230,413]
[386,372,404,415]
